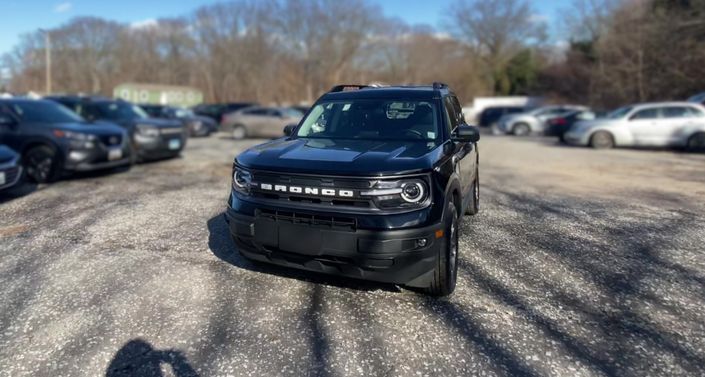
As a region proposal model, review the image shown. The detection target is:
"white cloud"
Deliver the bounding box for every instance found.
[54,2,72,13]
[130,19,158,30]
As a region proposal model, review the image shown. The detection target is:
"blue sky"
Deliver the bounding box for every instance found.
[0,0,570,55]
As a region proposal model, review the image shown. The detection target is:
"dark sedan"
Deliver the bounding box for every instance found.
[140,104,217,137]
[545,110,599,141]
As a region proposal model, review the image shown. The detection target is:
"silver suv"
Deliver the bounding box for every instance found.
[221,107,303,139]
[564,102,705,151]
[497,105,588,136]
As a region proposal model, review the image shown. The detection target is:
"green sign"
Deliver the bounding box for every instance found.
[113,83,203,107]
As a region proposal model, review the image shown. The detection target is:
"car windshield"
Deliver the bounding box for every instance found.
[296,99,440,142]
[97,102,148,121]
[174,108,194,118]
[607,106,634,119]
[7,101,84,123]
[282,108,304,118]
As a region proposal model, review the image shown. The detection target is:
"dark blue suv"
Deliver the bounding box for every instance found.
[0,99,130,183]
[47,96,187,162]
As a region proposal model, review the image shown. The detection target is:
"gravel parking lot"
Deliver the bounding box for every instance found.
[1,134,704,377]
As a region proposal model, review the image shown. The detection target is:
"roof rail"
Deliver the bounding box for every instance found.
[329,84,371,93]
[432,82,448,90]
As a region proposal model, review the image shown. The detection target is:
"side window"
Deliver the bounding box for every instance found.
[663,106,696,119]
[687,107,705,118]
[81,104,101,120]
[443,97,459,134]
[630,108,660,120]
[246,109,269,116]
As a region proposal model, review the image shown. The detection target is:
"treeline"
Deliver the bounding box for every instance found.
[2,0,705,108]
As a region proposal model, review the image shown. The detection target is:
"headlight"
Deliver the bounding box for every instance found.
[136,124,160,138]
[362,178,429,209]
[232,167,252,194]
[53,130,97,149]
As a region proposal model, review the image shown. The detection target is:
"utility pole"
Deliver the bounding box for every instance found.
[40,29,52,94]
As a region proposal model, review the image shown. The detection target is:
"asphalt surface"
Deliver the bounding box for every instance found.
[1,134,704,377]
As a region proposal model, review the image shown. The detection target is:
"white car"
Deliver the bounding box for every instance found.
[563,102,705,151]
[497,105,588,136]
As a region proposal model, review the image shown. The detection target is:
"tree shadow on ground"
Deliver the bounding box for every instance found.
[421,186,705,376]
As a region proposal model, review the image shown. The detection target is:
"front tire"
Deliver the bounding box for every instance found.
[424,202,460,297]
[686,132,705,152]
[231,124,248,140]
[24,145,59,184]
[589,131,615,149]
[512,123,531,136]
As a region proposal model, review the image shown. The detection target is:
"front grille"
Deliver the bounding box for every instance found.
[257,208,357,231]
[98,134,123,147]
[160,127,183,135]
[250,170,374,210]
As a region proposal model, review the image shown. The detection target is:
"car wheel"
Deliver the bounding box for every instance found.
[424,202,460,297]
[589,131,615,149]
[465,167,480,216]
[512,123,531,136]
[686,132,705,152]
[232,125,248,140]
[24,145,58,184]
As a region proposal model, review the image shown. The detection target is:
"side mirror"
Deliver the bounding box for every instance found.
[0,113,17,128]
[283,124,297,136]
[452,124,480,143]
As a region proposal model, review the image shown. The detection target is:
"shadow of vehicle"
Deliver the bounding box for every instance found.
[105,339,198,377]
[206,213,401,293]
[0,181,39,204]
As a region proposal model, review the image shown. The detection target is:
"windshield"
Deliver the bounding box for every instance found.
[96,102,148,121]
[174,108,195,118]
[282,108,304,118]
[607,106,634,119]
[296,100,439,142]
[7,101,84,123]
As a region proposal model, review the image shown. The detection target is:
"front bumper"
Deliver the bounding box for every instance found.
[225,207,443,287]
[134,134,186,160]
[63,145,132,172]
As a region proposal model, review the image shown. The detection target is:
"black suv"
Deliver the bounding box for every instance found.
[140,104,217,137]
[47,96,187,162]
[0,99,130,183]
[225,83,480,296]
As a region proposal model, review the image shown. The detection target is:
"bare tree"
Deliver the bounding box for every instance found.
[447,0,547,94]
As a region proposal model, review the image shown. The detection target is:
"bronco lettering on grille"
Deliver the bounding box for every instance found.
[259,183,353,198]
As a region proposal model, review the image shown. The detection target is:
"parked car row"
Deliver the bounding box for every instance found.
[190,101,308,140]
[486,96,705,152]
[0,96,189,192]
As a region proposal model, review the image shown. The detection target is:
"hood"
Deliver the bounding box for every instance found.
[236,137,443,176]
[54,121,125,136]
[0,145,19,164]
